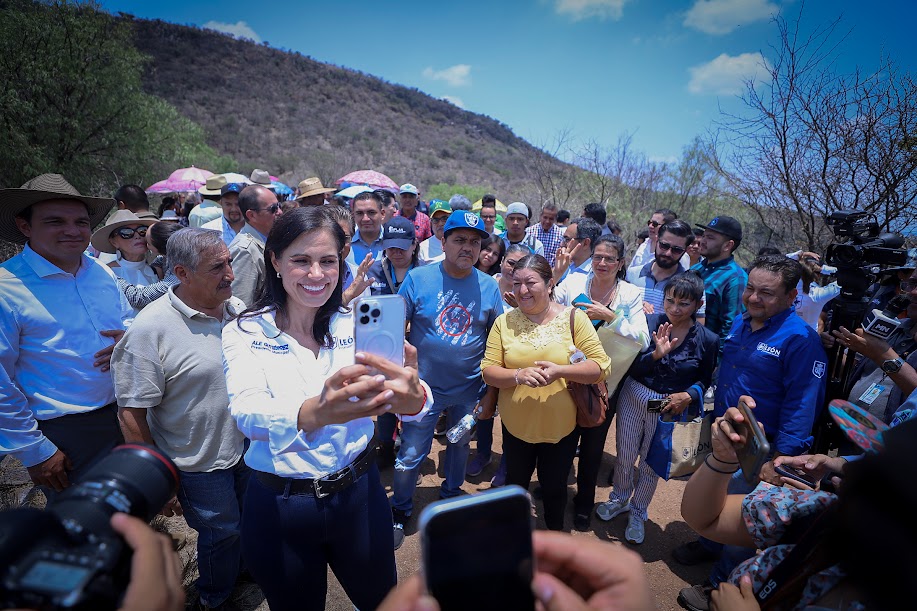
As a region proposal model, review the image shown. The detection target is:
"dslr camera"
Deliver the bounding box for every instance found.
[0,444,178,610]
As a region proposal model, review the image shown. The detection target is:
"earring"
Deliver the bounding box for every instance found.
[276,271,281,278]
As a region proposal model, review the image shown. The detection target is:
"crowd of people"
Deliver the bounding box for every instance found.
[1,170,915,611]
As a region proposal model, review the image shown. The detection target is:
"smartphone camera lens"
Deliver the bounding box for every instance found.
[359,303,370,313]
[371,308,381,318]
[360,315,370,325]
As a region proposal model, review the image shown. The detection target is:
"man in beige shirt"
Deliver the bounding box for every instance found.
[112,228,248,611]
[228,184,280,305]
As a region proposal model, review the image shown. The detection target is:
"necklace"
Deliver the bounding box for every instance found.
[587,276,619,306]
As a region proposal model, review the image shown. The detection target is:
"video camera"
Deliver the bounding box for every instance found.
[0,444,179,610]
[813,210,909,453]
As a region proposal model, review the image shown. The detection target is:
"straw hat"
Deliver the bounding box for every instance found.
[295,177,335,200]
[0,174,113,244]
[198,174,229,196]
[90,210,156,254]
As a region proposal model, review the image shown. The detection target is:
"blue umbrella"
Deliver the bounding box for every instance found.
[271,180,294,197]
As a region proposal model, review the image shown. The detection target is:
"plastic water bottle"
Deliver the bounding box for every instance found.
[445,405,482,444]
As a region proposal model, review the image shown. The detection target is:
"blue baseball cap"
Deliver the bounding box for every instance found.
[444,211,489,239]
[381,216,415,250]
[221,183,244,196]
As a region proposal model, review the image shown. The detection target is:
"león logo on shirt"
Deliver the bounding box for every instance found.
[813,361,826,378]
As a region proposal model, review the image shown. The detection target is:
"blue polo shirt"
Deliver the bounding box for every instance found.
[349,230,383,266]
[715,308,827,456]
[691,256,747,353]
[626,261,687,312]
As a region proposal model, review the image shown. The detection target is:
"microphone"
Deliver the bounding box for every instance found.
[861,295,909,340]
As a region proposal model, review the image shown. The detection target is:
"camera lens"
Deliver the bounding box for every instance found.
[360,303,370,313]
[49,444,179,537]
[360,315,370,325]
[371,308,381,318]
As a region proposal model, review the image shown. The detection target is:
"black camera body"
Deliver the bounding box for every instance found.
[0,444,178,610]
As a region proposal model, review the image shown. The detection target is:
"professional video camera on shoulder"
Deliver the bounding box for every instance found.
[0,444,179,610]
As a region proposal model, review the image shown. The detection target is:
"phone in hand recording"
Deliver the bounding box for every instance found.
[734,399,771,484]
[420,486,535,611]
[774,464,819,488]
[647,398,670,413]
[354,295,405,369]
[572,293,604,328]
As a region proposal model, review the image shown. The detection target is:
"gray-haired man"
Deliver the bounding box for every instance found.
[112,228,249,611]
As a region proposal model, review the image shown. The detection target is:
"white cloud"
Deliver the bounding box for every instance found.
[203,20,262,43]
[688,52,770,95]
[554,0,629,21]
[684,0,777,35]
[422,64,472,87]
[442,96,465,109]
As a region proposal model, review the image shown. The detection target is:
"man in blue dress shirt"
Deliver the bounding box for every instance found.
[0,174,132,492]
[676,254,828,611]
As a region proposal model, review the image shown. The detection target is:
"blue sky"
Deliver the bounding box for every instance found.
[101,0,916,164]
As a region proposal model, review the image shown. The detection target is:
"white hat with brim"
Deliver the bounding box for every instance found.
[198,174,229,196]
[90,209,156,254]
[0,174,114,245]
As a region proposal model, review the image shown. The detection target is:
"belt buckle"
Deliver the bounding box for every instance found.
[313,466,352,499]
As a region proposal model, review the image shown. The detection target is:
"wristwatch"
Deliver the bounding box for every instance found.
[881,356,904,374]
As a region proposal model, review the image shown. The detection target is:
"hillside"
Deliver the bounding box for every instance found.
[126,16,559,196]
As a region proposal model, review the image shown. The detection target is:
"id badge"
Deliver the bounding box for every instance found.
[858,383,886,406]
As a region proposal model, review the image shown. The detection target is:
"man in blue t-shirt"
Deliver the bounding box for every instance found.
[391,211,502,549]
[676,254,828,611]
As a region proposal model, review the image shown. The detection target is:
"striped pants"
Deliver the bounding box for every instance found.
[609,377,665,521]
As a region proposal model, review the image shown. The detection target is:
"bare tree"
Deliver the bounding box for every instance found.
[710,5,917,251]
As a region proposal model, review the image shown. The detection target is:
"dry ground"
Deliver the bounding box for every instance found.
[1,417,711,610]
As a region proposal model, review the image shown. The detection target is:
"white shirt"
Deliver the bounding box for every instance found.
[555,274,650,348]
[202,215,239,246]
[0,245,133,467]
[417,236,445,266]
[222,308,432,478]
[188,201,223,228]
[793,280,841,330]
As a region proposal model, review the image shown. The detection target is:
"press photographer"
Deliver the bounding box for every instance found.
[0,444,183,611]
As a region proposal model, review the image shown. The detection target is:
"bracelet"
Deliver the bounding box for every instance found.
[514,368,522,385]
[704,454,739,474]
[403,386,427,417]
[708,454,739,465]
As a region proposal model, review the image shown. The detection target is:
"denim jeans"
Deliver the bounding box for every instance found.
[392,402,474,515]
[241,465,396,611]
[176,459,251,607]
[700,468,757,587]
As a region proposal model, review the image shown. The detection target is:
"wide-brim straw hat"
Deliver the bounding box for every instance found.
[0,174,114,244]
[90,209,156,254]
[295,177,335,200]
[198,174,229,196]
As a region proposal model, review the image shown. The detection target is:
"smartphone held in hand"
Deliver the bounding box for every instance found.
[774,464,818,488]
[647,398,670,413]
[419,486,535,611]
[354,295,405,369]
[734,400,771,484]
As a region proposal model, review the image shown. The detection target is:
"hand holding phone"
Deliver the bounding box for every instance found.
[354,295,406,370]
[647,398,670,413]
[773,464,819,489]
[420,486,534,611]
[733,399,771,484]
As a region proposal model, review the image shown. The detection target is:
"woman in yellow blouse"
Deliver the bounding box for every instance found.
[481,254,611,530]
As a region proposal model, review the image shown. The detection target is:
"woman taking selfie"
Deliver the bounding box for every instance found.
[596,273,717,544]
[481,254,610,530]
[555,234,649,530]
[222,207,431,611]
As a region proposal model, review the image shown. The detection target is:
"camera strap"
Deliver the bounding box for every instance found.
[754,503,838,607]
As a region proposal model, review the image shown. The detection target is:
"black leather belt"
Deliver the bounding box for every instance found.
[255,439,378,498]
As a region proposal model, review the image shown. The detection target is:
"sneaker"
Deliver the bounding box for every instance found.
[490,462,506,487]
[433,412,448,437]
[595,498,630,521]
[677,584,713,611]
[573,512,591,532]
[624,514,645,544]
[672,540,719,565]
[466,453,492,476]
[392,509,409,551]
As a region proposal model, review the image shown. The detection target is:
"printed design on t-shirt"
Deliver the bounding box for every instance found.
[333,335,354,350]
[435,289,478,344]
[812,361,826,378]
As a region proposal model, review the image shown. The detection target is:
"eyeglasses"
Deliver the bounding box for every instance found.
[647,220,661,227]
[481,215,496,221]
[257,204,281,214]
[561,235,578,243]
[431,216,448,225]
[658,241,686,255]
[113,226,148,239]
[901,279,917,292]
[591,255,621,264]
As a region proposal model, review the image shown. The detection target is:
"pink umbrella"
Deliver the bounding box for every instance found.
[146,166,214,193]
[335,170,399,191]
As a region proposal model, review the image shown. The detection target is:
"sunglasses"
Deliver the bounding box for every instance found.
[658,241,686,256]
[113,226,148,239]
[257,204,281,214]
[648,220,661,227]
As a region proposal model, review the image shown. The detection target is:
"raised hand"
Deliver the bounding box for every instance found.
[651,322,678,360]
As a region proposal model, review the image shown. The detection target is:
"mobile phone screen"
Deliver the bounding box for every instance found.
[421,488,534,611]
[774,465,818,488]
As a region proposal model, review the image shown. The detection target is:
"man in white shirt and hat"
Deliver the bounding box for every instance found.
[229,184,281,305]
[0,174,133,491]
[294,177,335,207]
[190,175,227,228]
[202,182,245,246]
